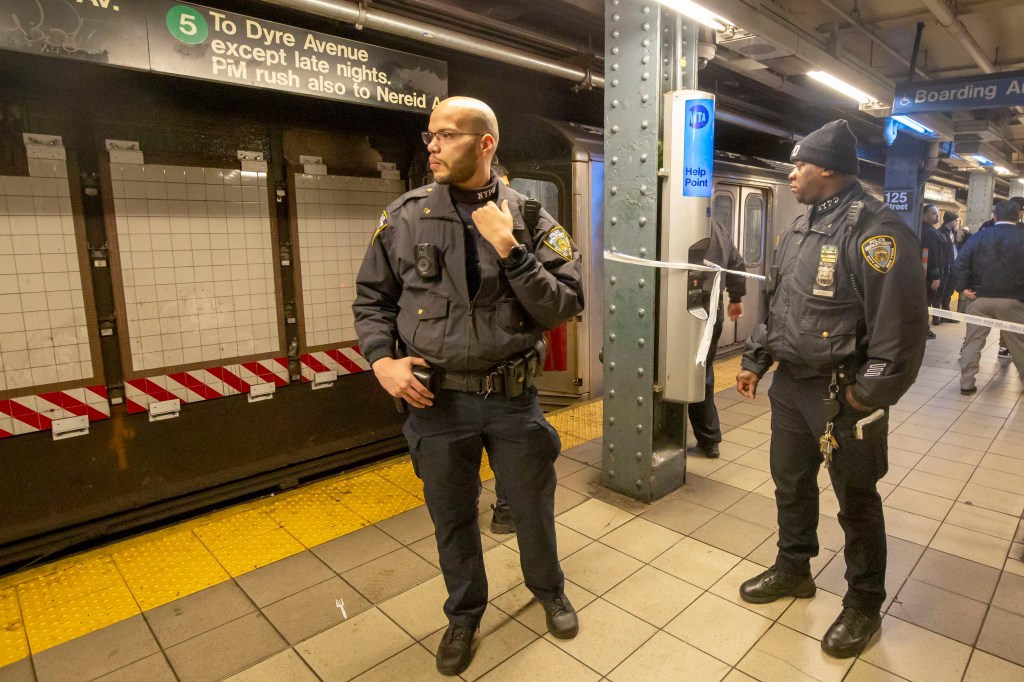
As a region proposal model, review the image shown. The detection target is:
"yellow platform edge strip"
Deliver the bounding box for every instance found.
[0,397,606,665]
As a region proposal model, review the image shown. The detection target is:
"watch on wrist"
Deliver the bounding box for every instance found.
[499,243,528,268]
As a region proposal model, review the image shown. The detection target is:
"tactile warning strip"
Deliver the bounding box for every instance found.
[16,557,140,654]
[0,397,605,660]
[0,588,28,668]
[112,531,230,612]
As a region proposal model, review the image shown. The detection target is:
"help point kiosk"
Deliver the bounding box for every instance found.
[659,89,716,404]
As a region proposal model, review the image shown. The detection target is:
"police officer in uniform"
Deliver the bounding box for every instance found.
[735,120,928,658]
[354,97,583,676]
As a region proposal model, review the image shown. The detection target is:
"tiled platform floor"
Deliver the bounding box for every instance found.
[2,318,1024,681]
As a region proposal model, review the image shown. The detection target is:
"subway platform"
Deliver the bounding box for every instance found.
[1,319,1023,682]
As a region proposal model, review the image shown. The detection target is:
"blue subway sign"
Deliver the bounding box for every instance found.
[682,98,715,198]
[893,69,1024,114]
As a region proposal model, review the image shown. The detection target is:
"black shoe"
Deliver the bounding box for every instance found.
[999,346,1010,358]
[932,317,942,325]
[489,504,516,535]
[821,607,881,658]
[926,329,937,340]
[435,624,477,676]
[541,594,579,639]
[698,442,720,459]
[739,566,816,604]
[960,386,977,396]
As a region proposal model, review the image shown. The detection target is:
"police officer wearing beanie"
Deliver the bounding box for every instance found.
[354,97,583,676]
[736,120,928,658]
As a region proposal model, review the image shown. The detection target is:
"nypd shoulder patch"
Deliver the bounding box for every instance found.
[371,210,389,245]
[860,235,897,273]
[543,226,573,261]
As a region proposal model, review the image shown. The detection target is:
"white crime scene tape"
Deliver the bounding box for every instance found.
[604,250,764,366]
[605,251,1024,365]
[929,307,1024,334]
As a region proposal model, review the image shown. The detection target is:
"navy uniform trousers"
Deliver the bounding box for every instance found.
[403,386,564,626]
[688,308,725,447]
[768,362,889,614]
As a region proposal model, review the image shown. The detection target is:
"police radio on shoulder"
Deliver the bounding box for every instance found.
[500,243,528,269]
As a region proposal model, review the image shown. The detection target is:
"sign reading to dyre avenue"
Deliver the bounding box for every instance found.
[148,1,447,112]
[0,0,447,114]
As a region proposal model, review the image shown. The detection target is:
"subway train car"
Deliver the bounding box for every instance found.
[0,17,607,568]
[0,3,906,568]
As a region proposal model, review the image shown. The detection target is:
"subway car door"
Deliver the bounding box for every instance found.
[735,187,767,345]
[508,173,581,404]
[712,185,767,349]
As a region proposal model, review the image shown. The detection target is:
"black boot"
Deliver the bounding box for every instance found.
[489,503,516,535]
[435,624,477,675]
[821,606,881,658]
[739,566,816,604]
[541,594,579,639]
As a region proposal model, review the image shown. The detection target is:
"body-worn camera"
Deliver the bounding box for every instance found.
[415,243,440,279]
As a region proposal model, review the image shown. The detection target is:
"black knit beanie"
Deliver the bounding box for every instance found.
[942,211,958,225]
[790,120,860,175]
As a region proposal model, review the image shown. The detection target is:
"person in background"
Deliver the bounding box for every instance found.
[952,199,1024,395]
[488,156,515,536]
[736,119,928,659]
[354,97,583,675]
[933,211,958,324]
[919,204,944,337]
[688,219,745,459]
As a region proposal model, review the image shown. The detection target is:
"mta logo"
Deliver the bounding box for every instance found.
[687,104,710,129]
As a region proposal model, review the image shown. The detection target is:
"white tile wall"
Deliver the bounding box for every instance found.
[0,160,92,393]
[110,163,280,372]
[294,174,405,348]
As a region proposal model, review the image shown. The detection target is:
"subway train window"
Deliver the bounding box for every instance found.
[743,194,765,265]
[509,178,560,224]
[713,193,733,233]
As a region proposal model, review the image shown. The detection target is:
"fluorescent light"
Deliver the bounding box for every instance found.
[994,166,1014,176]
[891,115,935,135]
[971,155,993,165]
[807,71,878,105]
[655,0,731,31]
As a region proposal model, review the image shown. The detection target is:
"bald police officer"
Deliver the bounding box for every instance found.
[354,97,583,675]
[736,120,928,658]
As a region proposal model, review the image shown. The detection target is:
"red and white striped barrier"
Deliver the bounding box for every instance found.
[300,347,369,382]
[0,386,110,439]
[125,358,289,414]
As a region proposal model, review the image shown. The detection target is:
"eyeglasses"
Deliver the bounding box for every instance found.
[421,130,484,146]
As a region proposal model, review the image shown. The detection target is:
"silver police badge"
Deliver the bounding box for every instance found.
[814,245,838,297]
[816,263,835,288]
[860,235,897,273]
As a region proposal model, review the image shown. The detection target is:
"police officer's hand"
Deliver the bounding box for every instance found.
[472,199,518,257]
[963,288,977,300]
[736,369,759,399]
[371,357,434,408]
[727,302,743,321]
[930,279,941,291]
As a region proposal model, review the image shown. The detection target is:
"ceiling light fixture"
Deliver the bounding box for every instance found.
[993,166,1014,176]
[655,0,731,31]
[807,71,879,105]
[891,115,935,135]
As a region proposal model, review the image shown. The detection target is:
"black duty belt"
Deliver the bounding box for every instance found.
[441,349,540,398]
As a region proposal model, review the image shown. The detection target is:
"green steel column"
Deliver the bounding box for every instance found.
[602,0,700,502]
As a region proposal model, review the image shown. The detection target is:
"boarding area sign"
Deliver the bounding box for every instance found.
[893,69,1024,114]
[0,0,447,114]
